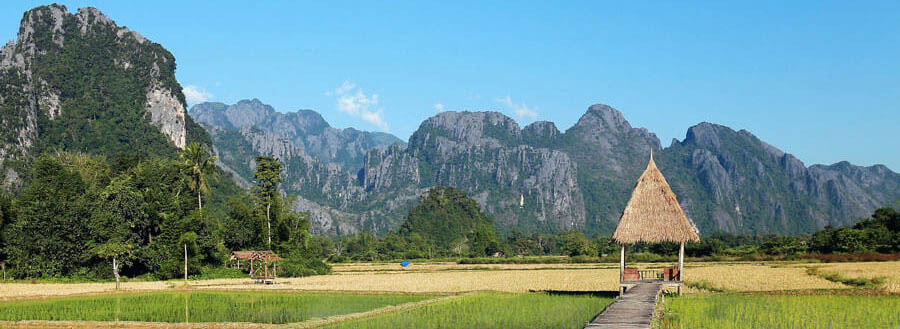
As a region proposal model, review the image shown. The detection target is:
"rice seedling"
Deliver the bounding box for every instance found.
[320,292,615,329]
[661,294,900,329]
[0,291,432,324]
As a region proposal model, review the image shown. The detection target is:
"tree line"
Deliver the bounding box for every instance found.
[315,205,900,263]
[0,145,328,280]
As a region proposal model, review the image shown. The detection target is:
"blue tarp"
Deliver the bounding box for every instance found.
[400,261,411,267]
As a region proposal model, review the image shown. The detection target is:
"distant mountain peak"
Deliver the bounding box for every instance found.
[190,99,401,171]
[576,103,632,132]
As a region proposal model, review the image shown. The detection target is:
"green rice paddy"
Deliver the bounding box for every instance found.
[661,294,900,329]
[322,292,615,329]
[0,291,433,324]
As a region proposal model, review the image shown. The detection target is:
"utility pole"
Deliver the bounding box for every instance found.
[184,244,188,286]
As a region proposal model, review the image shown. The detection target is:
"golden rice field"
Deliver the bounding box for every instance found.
[4,261,898,302]
[202,269,620,293]
[330,262,618,273]
[807,261,900,293]
[0,281,176,301]
[682,263,848,292]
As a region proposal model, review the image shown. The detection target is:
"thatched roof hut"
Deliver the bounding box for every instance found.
[612,152,699,244]
[612,152,699,294]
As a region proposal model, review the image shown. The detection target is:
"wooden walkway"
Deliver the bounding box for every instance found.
[584,282,662,329]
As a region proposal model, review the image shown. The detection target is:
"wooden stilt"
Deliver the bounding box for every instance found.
[678,241,685,296]
[619,244,625,283]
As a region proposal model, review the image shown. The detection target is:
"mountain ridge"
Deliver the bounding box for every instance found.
[193,98,900,236]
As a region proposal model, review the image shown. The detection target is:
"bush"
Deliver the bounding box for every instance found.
[278,253,331,277]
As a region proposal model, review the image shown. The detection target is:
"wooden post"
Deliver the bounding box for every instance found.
[184,244,188,286]
[619,244,625,283]
[678,242,684,282]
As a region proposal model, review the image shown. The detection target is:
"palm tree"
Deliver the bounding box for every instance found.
[181,142,218,209]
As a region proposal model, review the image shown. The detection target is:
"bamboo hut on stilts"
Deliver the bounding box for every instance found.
[612,151,699,295]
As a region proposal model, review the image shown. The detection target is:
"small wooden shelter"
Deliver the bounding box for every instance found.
[230,251,281,284]
[612,152,699,295]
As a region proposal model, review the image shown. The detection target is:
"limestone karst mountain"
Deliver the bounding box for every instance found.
[0,4,207,186]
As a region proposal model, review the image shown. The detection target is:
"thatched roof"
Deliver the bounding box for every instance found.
[612,152,700,244]
[231,251,281,261]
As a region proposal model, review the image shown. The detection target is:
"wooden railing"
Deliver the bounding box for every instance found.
[623,268,681,282]
[638,269,662,281]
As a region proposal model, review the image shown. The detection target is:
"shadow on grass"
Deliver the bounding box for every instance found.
[529,290,620,298]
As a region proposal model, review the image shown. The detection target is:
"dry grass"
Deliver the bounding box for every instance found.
[330,262,618,273]
[0,281,176,301]
[683,263,848,292]
[201,269,620,294]
[1,262,877,300]
[807,261,900,293]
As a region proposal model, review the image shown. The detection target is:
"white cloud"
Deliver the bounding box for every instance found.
[328,81,389,131]
[496,95,538,121]
[183,85,212,105]
[434,103,445,112]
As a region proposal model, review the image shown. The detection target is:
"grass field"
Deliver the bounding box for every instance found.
[2,261,899,328]
[0,291,432,324]
[320,292,614,329]
[661,294,900,329]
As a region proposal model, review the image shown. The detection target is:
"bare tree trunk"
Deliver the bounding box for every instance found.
[198,191,202,210]
[266,201,272,248]
[113,257,120,290]
[184,244,188,286]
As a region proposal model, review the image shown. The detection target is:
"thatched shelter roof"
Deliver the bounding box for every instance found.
[612,152,700,244]
[230,251,281,261]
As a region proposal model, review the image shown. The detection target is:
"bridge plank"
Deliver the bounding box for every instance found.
[584,282,662,329]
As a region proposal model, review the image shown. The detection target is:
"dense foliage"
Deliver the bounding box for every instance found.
[809,207,900,254]
[326,207,900,262]
[0,151,327,280]
[399,187,499,257]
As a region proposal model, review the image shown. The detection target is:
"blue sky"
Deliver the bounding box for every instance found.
[2,1,899,170]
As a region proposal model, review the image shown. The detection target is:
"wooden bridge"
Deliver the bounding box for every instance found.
[584,282,663,329]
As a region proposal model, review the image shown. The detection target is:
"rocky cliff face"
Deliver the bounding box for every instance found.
[191,99,402,170]
[659,123,900,234]
[0,5,194,186]
[198,101,900,236]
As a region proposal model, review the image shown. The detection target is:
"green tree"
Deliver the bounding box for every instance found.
[181,142,218,210]
[5,156,93,278]
[399,186,497,253]
[254,156,282,248]
[558,231,597,257]
[93,241,134,290]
